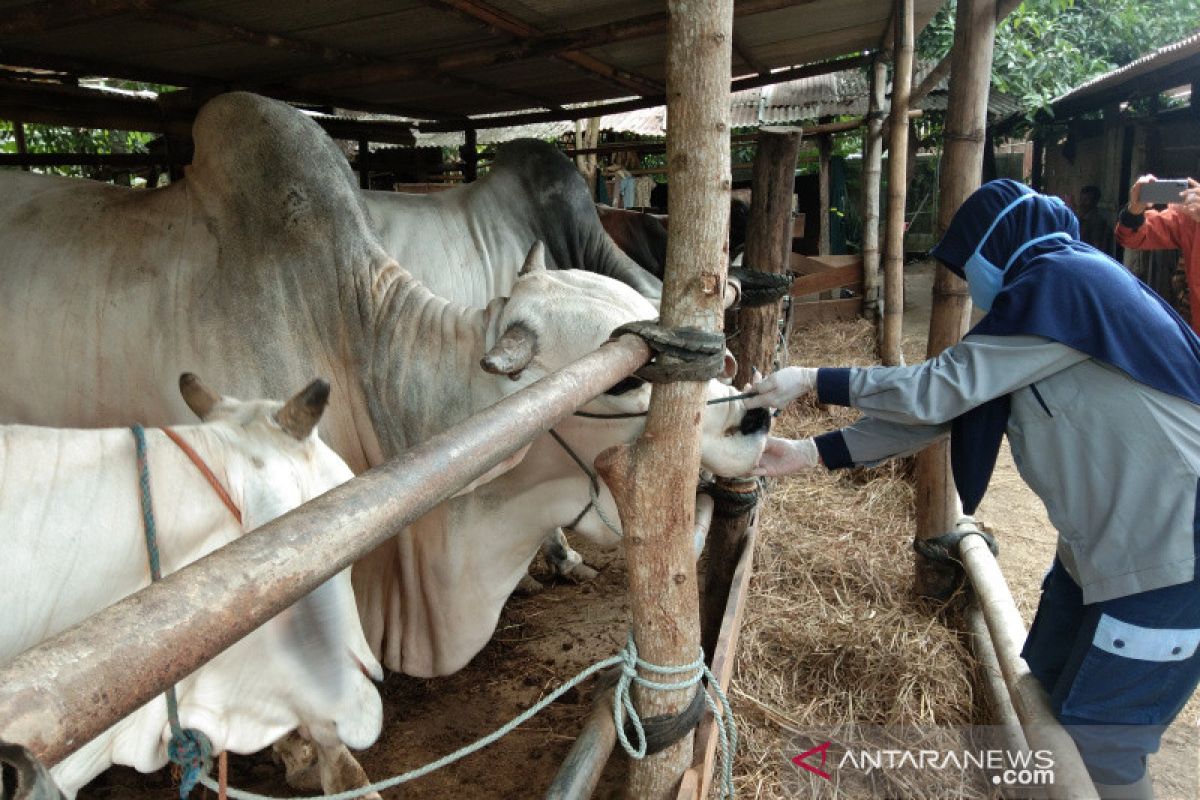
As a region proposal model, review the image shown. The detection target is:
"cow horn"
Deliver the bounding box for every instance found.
[276,379,331,440]
[481,323,536,379]
[179,373,221,419]
[518,241,547,276]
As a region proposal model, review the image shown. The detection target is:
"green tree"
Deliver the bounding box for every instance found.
[918,0,1200,121]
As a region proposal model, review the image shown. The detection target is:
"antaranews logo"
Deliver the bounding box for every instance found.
[787,731,1058,793]
[791,741,832,780]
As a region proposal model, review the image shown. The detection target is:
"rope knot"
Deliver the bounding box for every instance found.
[168,728,213,799]
[727,267,794,308]
[611,320,727,383]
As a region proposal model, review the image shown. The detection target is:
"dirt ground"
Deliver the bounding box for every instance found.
[77,260,1199,800]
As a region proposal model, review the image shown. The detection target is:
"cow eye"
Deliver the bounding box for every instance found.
[605,376,646,396]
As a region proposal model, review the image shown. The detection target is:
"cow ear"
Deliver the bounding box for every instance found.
[276,379,331,440]
[481,323,536,379]
[179,373,221,420]
[518,241,547,276]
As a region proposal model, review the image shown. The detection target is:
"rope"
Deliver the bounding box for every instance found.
[913,525,999,564]
[131,425,216,800]
[548,428,623,539]
[196,633,738,800]
[612,320,727,383]
[727,267,794,308]
[574,391,758,420]
[163,427,242,524]
[700,478,762,519]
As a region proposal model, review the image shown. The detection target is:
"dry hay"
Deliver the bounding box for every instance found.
[728,317,986,799]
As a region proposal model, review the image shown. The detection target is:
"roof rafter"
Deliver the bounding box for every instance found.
[428,0,664,97]
[2,0,562,114]
[287,0,820,94]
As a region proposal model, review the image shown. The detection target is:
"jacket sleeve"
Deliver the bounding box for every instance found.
[1115,207,1187,252]
[814,416,948,469]
[814,335,1090,426]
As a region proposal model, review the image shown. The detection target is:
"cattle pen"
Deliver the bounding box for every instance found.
[0,1,1108,799]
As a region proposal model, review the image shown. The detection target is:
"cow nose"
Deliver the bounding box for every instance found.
[739,407,771,435]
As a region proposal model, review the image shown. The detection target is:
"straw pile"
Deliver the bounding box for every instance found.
[727,317,986,799]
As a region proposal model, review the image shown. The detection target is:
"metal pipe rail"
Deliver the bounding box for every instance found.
[957,523,1100,800]
[0,335,651,768]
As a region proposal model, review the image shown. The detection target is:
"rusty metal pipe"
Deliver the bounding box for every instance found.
[0,335,650,767]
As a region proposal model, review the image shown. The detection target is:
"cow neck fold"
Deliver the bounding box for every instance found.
[366,265,492,461]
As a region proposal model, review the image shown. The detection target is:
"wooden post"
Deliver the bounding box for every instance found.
[358,137,370,189]
[818,132,832,257]
[879,0,913,366]
[702,127,799,657]
[13,121,30,172]
[860,56,886,323]
[595,0,732,796]
[913,0,999,597]
[462,127,479,183]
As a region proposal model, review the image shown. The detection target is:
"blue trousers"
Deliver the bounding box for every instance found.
[1022,558,1200,785]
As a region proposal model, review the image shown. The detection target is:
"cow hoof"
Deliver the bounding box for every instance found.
[273,736,322,791]
[516,574,546,594]
[563,562,599,583]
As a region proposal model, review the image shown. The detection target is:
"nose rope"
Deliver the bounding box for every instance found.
[547,428,623,538]
[573,391,758,420]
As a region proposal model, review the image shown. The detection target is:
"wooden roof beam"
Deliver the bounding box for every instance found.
[291,0,819,95]
[417,51,871,132]
[0,0,147,37]
[0,77,419,144]
[428,0,664,97]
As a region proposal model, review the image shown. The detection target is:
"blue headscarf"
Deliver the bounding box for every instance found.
[929,179,1200,514]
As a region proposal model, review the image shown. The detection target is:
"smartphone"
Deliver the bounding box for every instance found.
[1139,179,1190,205]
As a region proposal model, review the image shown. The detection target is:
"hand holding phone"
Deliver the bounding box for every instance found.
[1138,179,1190,205]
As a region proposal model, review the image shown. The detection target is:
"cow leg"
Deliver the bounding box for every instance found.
[313,740,379,800]
[543,528,599,582]
[273,729,380,800]
[273,731,322,791]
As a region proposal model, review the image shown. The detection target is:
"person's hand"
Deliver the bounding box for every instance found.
[1127,174,1156,216]
[1181,178,1200,224]
[742,367,818,410]
[752,436,820,477]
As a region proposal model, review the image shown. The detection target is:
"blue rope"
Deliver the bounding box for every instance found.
[197,632,738,800]
[131,425,215,800]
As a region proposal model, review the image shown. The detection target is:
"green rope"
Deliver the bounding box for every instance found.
[131,425,214,800]
[197,632,738,799]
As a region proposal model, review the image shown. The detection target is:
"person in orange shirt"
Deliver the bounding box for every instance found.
[1115,175,1200,332]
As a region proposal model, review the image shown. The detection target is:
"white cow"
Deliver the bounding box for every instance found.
[364,139,663,304]
[0,376,382,799]
[0,92,768,683]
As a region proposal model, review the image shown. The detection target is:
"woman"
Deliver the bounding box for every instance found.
[746,179,1200,799]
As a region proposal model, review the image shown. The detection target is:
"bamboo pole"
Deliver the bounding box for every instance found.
[818,132,832,258]
[594,1,732,796]
[913,0,999,595]
[860,56,886,323]
[879,0,913,365]
[702,127,799,657]
[959,532,1099,800]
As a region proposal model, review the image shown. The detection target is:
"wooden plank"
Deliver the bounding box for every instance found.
[789,262,862,297]
[687,523,759,800]
[790,253,863,275]
[791,296,862,324]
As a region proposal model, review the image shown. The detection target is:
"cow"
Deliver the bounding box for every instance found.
[364,138,663,304]
[597,198,751,279]
[0,92,768,684]
[0,375,382,799]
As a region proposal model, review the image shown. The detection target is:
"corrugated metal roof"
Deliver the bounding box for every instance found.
[0,0,943,126]
[1051,30,1200,111]
[414,61,1019,147]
